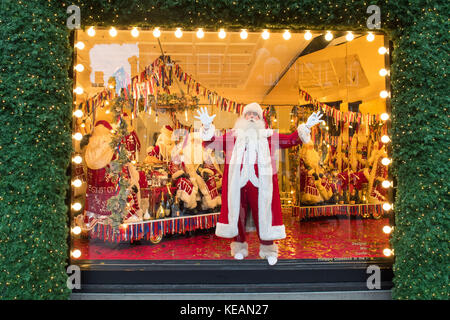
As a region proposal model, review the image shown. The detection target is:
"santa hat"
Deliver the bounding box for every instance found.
[242,102,263,119]
[94,120,113,131]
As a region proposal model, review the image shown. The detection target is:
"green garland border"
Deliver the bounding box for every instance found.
[0,0,448,299]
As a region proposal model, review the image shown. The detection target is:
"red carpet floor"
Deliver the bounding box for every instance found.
[73,214,390,261]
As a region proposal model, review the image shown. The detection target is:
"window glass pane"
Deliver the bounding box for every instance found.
[70,30,392,262]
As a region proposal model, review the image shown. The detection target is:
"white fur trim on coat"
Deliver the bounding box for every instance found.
[216,129,286,241]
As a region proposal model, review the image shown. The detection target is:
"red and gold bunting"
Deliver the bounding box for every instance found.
[299,88,382,125]
[89,213,219,243]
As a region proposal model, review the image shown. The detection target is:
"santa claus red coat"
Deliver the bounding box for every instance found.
[202,125,310,241]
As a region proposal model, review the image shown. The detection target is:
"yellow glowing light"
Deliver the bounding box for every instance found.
[175,28,183,38]
[196,28,205,39]
[381,135,390,143]
[379,68,388,77]
[131,27,139,38]
[380,90,389,98]
[74,64,84,72]
[381,157,391,166]
[109,27,117,37]
[105,110,110,114]
[261,29,270,40]
[346,32,354,41]
[325,31,333,41]
[367,32,375,42]
[72,226,82,235]
[72,202,82,211]
[382,180,392,189]
[74,87,83,95]
[283,30,291,40]
[72,155,82,164]
[72,179,82,188]
[382,203,392,211]
[378,46,387,55]
[240,29,248,40]
[153,27,161,38]
[383,226,393,234]
[73,132,83,141]
[304,31,312,40]
[380,113,389,121]
[73,109,83,118]
[218,28,226,39]
[75,41,85,50]
[71,249,82,258]
[87,27,95,37]
[383,248,393,257]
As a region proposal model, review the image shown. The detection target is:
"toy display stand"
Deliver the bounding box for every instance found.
[292,203,383,221]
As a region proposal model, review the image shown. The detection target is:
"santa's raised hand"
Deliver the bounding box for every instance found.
[195,107,216,129]
[305,111,324,129]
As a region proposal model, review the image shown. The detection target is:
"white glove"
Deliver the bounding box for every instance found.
[306,111,324,129]
[194,107,216,129]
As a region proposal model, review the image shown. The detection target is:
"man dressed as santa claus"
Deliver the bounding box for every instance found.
[196,103,322,265]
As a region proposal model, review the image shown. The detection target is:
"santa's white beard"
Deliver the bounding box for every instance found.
[232,117,266,139]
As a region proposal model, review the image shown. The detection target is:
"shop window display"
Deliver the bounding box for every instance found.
[70,29,392,263]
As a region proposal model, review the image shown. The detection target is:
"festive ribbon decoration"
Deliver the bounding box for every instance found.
[299,89,381,126]
[90,212,219,243]
[292,204,383,221]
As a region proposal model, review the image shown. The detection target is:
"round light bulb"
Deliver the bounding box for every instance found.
[175,28,183,38]
[109,27,117,37]
[74,87,83,95]
[378,47,387,55]
[73,132,83,141]
[382,180,392,189]
[261,30,270,40]
[382,203,392,211]
[72,179,82,188]
[73,109,83,118]
[304,31,312,40]
[367,32,375,42]
[240,29,248,40]
[131,27,139,38]
[71,249,82,258]
[105,110,110,114]
[153,27,161,38]
[382,226,393,234]
[325,31,333,41]
[218,28,226,39]
[72,155,82,164]
[380,90,389,98]
[87,27,95,37]
[383,248,393,257]
[72,226,82,235]
[71,202,82,211]
[75,41,85,50]
[283,30,291,40]
[379,68,388,77]
[196,28,204,39]
[381,135,390,143]
[74,64,84,72]
[380,113,389,121]
[346,32,354,41]
[381,157,391,166]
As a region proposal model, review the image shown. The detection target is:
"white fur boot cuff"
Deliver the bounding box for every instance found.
[230,242,248,260]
